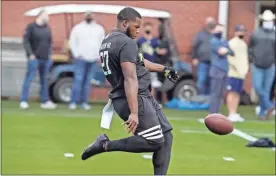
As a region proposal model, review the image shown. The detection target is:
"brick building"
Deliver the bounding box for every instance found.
[2,1,275,101]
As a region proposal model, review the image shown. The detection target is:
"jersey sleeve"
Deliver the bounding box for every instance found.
[119,40,138,63]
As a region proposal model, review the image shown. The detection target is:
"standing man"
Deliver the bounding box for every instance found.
[226,25,248,122]
[248,10,275,120]
[69,11,105,110]
[20,10,56,109]
[192,17,217,95]
[209,24,234,114]
[81,7,179,175]
[155,22,173,104]
[137,22,162,93]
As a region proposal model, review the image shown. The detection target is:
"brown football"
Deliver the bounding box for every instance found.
[204,113,234,135]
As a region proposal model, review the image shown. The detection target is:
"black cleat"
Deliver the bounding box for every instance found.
[81,134,110,160]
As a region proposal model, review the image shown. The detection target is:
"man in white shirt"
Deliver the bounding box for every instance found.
[69,11,105,110]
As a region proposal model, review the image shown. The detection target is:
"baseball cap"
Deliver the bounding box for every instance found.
[85,10,92,17]
[235,24,246,32]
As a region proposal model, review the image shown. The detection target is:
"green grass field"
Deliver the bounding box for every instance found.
[1,100,275,175]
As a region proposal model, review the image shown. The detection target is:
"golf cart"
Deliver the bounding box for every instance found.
[24,4,197,103]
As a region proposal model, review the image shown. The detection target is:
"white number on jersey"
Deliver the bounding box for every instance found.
[100,51,111,75]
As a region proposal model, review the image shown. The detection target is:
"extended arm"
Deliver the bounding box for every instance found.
[144,59,179,83]
[144,59,165,72]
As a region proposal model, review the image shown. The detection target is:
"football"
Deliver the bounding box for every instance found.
[204,113,234,135]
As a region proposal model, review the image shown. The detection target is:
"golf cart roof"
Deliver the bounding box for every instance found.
[24,4,171,18]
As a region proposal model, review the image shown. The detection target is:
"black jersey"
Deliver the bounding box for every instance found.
[99,30,151,99]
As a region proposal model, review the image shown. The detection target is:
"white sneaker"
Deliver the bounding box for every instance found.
[236,114,245,122]
[69,103,77,110]
[20,101,29,109]
[40,101,57,109]
[82,103,91,110]
[255,106,261,115]
[228,114,244,122]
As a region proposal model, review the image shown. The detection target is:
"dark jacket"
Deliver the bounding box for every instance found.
[248,28,275,69]
[210,36,234,72]
[23,22,52,60]
[156,39,172,66]
[192,29,212,63]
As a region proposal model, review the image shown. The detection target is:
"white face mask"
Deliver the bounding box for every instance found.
[262,21,274,29]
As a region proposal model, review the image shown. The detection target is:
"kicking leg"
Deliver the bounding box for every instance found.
[107,134,162,153]
[81,130,163,160]
[82,96,164,160]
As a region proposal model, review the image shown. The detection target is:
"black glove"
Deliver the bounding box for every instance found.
[163,66,179,83]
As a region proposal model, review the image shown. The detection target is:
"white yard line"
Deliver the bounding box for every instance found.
[231,129,258,142]
[180,129,275,137]
[223,157,236,161]
[181,129,209,134]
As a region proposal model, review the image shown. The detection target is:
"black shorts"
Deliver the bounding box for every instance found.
[112,95,173,142]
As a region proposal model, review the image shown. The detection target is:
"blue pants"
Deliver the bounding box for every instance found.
[71,59,97,104]
[252,64,275,117]
[197,62,210,95]
[209,66,227,114]
[20,59,52,103]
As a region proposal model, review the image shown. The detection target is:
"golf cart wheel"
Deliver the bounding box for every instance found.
[52,77,73,103]
[173,79,198,101]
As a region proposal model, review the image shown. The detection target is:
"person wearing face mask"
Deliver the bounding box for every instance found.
[192,17,217,96]
[137,22,162,98]
[69,11,105,110]
[248,10,276,120]
[155,21,174,105]
[137,22,160,63]
[20,9,57,109]
[226,25,249,122]
[209,24,234,114]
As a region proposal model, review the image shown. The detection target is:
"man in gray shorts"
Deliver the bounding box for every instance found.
[81,7,179,175]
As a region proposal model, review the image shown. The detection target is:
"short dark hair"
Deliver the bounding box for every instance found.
[143,22,152,27]
[117,7,142,22]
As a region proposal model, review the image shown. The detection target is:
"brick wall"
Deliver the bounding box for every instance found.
[2,1,256,100]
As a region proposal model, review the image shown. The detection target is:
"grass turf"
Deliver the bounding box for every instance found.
[1,100,275,174]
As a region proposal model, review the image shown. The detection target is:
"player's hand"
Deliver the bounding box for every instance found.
[124,113,139,134]
[163,66,179,83]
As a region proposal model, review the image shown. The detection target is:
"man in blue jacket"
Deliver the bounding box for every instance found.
[209,24,234,114]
